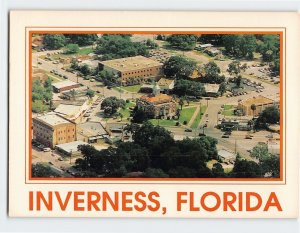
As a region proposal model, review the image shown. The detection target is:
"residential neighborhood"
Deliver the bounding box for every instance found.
[31,33,281,178]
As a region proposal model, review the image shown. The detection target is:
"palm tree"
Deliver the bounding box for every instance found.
[250,104,256,119]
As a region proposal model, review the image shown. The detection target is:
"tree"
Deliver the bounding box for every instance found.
[32,100,49,113]
[250,143,280,178]
[231,156,262,178]
[218,82,227,96]
[223,34,257,59]
[236,75,242,88]
[32,163,60,177]
[143,168,169,178]
[63,43,80,54]
[97,70,119,86]
[166,34,198,50]
[163,56,197,78]
[255,106,280,129]
[250,104,256,118]
[80,64,91,76]
[95,34,149,60]
[173,79,205,97]
[179,98,184,110]
[43,34,66,50]
[227,61,247,77]
[64,34,98,46]
[212,163,226,177]
[101,97,125,116]
[146,39,158,49]
[86,89,95,98]
[257,35,280,62]
[132,108,152,123]
[200,61,225,84]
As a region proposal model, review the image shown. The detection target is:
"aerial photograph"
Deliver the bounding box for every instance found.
[30,33,281,179]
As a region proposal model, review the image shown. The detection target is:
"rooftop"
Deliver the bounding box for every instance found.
[203,83,220,93]
[52,80,78,89]
[54,102,87,119]
[100,56,162,72]
[240,95,274,106]
[34,113,71,126]
[55,140,89,153]
[157,78,174,88]
[77,121,108,137]
[140,93,173,104]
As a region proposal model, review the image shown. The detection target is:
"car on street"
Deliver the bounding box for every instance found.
[58,157,64,161]
[222,135,230,138]
[245,135,253,139]
[43,147,51,152]
[48,161,53,165]
[52,61,59,64]
[184,129,192,132]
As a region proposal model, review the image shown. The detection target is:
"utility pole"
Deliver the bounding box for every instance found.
[69,149,73,164]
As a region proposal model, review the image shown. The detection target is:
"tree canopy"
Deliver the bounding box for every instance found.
[101,96,125,116]
[200,61,225,84]
[63,43,80,54]
[64,34,98,46]
[173,79,205,97]
[95,34,149,60]
[163,56,197,79]
[166,34,198,50]
[43,34,67,50]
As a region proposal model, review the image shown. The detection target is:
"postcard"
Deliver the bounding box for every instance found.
[9,11,299,217]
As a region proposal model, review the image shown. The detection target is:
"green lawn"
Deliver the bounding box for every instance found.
[149,119,178,127]
[77,47,94,55]
[222,105,235,116]
[118,102,135,119]
[45,72,64,83]
[191,106,207,129]
[179,107,196,125]
[121,85,141,93]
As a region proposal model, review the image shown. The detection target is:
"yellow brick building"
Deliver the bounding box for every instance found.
[33,113,76,148]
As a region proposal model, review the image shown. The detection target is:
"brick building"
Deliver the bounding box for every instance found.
[52,80,80,93]
[99,56,163,86]
[136,84,177,119]
[32,113,76,148]
[237,95,277,116]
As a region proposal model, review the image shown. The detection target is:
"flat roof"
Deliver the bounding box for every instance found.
[157,78,174,87]
[55,141,89,153]
[203,83,220,93]
[54,104,83,118]
[34,113,71,126]
[100,56,162,72]
[218,149,235,159]
[77,121,108,137]
[52,80,78,89]
[240,95,274,106]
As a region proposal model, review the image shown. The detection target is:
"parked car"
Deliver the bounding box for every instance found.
[222,135,230,138]
[245,135,253,139]
[43,147,51,152]
[184,129,192,132]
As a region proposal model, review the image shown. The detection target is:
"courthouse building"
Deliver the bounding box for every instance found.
[99,56,163,86]
[32,113,76,148]
[136,83,177,119]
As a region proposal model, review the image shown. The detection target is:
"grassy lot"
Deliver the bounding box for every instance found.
[149,119,178,127]
[222,105,235,116]
[45,72,64,83]
[118,102,135,119]
[113,87,124,93]
[77,47,94,55]
[121,85,141,93]
[179,107,196,125]
[190,106,207,129]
